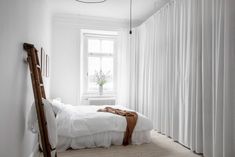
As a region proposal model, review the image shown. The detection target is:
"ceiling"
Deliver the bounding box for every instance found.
[49,0,170,25]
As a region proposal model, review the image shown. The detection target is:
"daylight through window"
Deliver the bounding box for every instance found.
[83,33,117,93]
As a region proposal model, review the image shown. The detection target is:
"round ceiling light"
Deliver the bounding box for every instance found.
[75,0,106,3]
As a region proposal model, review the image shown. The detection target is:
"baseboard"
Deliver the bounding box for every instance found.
[28,143,40,157]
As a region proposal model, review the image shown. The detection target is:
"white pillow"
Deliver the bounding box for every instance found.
[28,100,57,157]
[51,99,65,115]
[53,97,62,102]
[41,98,58,156]
[27,102,39,134]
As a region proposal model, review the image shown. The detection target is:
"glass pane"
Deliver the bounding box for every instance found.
[102,57,113,74]
[88,57,100,75]
[101,40,114,54]
[101,57,113,91]
[103,81,113,91]
[88,57,100,91]
[88,39,100,53]
[88,77,98,91]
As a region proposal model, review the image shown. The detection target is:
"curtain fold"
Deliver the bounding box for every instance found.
[128,0,235,157]
[116,29,130,107]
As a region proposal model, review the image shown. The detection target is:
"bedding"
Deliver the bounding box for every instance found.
[97,107,138,145]
[57,130,151,151]
[42,99,57,157]
[28,99,57,156]
[28,99,153,151]
[52,102,153,150]
[52,103,153,138]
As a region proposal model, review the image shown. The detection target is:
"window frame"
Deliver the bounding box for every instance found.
[83,33,117,95]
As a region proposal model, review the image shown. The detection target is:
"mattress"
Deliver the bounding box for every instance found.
[57,130,152,151]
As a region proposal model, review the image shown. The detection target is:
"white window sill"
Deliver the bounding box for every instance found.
[83,92,116,99]
[81,93,116,106]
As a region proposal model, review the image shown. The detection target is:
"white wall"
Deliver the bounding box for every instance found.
[50,14,128,105]
[0,0,51,157]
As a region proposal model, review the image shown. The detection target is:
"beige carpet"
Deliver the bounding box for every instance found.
[52,131,202,157]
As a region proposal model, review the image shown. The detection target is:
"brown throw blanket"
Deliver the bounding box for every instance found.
[97,107,138,146]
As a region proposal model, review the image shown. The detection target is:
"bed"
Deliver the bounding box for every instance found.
[28,99,153,152]
[51,99,153,151]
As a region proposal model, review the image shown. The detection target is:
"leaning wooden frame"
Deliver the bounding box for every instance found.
[23,43,56,157]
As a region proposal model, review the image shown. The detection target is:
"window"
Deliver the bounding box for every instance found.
[83,33,117,94]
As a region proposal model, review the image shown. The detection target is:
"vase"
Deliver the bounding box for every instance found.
[99,85,103,95]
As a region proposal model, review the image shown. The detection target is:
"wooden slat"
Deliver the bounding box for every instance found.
[23,43,56,157]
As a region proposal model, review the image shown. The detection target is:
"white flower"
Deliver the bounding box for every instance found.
[94,70,111,86]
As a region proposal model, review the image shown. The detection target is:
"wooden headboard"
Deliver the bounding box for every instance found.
[23,43,56,157]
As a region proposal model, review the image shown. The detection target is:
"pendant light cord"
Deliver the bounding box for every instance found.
[129,0,132,34]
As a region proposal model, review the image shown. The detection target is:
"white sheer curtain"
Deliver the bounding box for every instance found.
[128,0,235,157]
[116,29,131,107]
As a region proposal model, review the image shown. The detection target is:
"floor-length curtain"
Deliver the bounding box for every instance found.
[128,0,235,157]
[116,29,131,107]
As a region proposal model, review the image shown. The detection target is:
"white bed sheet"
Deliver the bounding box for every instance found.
[28,101,153,151]
[56,130,152,151]
[55,104,153,138]
[50,102,153,151]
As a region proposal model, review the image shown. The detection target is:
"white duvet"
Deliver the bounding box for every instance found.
[55,104,153,138]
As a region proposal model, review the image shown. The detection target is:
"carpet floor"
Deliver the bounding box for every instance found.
[53,131,202,157]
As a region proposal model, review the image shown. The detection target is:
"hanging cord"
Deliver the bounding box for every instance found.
[75,0,106,4]
[129,0,132,34]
